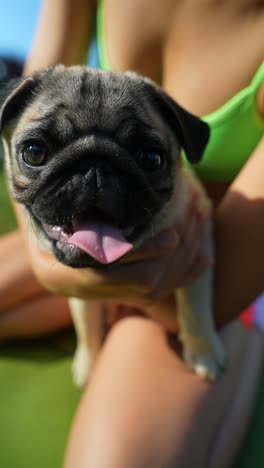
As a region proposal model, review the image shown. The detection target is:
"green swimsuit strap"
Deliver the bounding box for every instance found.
[189,62,264,182]
[203,61,264,125]
[97,0,112,71]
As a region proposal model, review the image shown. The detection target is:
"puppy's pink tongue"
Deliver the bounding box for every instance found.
[69,222,133,264]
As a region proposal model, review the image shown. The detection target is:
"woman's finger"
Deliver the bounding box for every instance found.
[121,229,180,263]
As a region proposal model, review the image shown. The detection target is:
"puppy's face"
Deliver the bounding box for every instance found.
[0,66,209,268]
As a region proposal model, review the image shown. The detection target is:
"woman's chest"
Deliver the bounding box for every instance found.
[103,0,264,115]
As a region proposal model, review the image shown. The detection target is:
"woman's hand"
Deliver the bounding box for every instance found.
[25,192,211,315]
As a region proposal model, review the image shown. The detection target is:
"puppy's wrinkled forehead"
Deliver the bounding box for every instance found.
[16,67,154,147]
[3,65,209,165]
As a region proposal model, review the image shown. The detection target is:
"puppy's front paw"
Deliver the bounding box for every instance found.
[72,345,91,387]
[183,336,226,381]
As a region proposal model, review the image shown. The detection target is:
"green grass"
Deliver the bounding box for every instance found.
[0,166,17,235]
[0,166,81,468]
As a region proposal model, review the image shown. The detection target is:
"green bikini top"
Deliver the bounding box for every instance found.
[193,62,264,182]
[96,1,264,182]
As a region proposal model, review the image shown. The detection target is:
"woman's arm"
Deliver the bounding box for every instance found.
[13,192,209,332]
[214,136,264,325]
[24,0,96,75]
[0,231,45,313]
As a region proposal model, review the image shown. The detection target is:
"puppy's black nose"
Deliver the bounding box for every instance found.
[79,158,112,174]
[78,161,125,222]
[84,166,97,190]
[83,165,111,191]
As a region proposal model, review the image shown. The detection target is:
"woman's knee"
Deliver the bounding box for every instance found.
[104,316,166,355]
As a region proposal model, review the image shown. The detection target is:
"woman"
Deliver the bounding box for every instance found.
[0,0,264,466]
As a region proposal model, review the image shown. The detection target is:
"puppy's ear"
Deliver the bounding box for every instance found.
[144,79,210,163]
[0,77,39,132]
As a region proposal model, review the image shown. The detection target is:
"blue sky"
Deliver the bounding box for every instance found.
[0,0,41,61]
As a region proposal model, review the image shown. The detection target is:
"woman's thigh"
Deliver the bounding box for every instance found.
[65,318,263,468]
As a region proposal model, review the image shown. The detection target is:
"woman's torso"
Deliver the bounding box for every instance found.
[95,0,264,202]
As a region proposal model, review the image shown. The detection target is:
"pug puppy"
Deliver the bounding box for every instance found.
[0,65,225,386]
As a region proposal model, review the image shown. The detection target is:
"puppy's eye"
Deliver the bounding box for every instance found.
[22,144,48,166]
[140,152,163,171]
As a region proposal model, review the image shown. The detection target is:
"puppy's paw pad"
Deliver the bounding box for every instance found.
[72,346,91,387]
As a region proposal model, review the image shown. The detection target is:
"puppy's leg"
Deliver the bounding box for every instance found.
[177,226,226,380]
[68,298,92,387]
[69,298,109,387]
